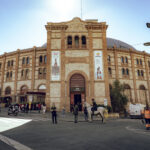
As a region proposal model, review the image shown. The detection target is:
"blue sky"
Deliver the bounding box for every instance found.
[0,0,150,55]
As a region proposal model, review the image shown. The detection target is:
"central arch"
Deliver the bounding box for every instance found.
[70,73,85,111]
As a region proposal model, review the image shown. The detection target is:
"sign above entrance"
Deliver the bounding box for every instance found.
[51,51,61,81]
[70,87,85,92]
[94,51,103,80]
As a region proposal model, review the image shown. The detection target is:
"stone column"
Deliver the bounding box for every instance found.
[14,49,20,99]
[45,30,51,111]
[130,50,138,103]
[31,47,36,91]
[144,53,150,105]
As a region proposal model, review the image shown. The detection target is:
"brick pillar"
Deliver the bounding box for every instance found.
[45,31,51,111]
[88,30,94,101]
[31,47,36,91]
[130,50,138,103]
[1,53,6,96]
[144,54,150,105]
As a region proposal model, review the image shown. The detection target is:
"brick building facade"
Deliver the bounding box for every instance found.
[0,18,150,111]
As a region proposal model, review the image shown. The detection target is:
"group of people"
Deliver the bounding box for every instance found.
[50,99,98,124]
[7,102,47,115]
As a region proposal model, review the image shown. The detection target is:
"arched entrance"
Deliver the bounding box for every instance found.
[20,85,28,103]
[139,85,147,104]
[124,84,132,102]
[70,74,85,111]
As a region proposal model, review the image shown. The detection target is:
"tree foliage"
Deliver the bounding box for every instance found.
[110,80,128,112]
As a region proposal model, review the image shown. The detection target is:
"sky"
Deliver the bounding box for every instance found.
[0,0,150,55]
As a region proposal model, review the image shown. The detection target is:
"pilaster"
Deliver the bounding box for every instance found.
[130,51,138,102]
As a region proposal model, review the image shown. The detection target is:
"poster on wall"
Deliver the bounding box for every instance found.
[51,51,60,80]
[94,51,103,80]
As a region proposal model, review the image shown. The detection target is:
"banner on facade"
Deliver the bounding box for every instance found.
[51,51,60,80]
[94,51,103,80]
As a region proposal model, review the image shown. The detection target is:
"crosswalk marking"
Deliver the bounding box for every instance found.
[0,117,32,132]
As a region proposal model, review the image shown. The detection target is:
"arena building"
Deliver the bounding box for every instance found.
[0,17,150,111]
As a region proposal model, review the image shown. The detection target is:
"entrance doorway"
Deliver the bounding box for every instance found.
[70,73,85,111]
[74,94,82,111]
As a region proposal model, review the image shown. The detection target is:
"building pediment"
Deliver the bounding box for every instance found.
[66,17,87,32]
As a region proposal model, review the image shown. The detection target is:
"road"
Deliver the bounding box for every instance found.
[0,110,150,150]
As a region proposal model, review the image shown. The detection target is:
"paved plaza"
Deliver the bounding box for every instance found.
[0,108,150,150]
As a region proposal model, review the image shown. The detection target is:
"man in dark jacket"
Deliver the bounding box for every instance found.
[92,98,97,115]
[74,104,79,123]
[51,103,57,124]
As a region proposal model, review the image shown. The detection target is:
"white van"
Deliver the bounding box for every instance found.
[129,104,145,119]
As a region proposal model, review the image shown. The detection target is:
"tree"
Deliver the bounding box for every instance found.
[110,80,128,112]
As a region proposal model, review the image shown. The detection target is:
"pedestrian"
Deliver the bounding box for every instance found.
[83,102,88,121]
[42,102,46,114]
[70,104,74,113]
[38,103,41,113]
[74,104,79,123]
[142,105,150,130]
[51,103,57,124]
[61,106,65,118]
[91,98,97,115]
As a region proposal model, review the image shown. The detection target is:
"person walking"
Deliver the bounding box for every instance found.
[83,102,88,121]
[42,102,46,114]
[51,103,57,124]
[38,103,41,113]
[142,105,150,130]
[74,104,79,123]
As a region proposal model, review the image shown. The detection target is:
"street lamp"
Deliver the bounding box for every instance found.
[144,42,150,46]
[146,23,150,28]
[143,22,150,46]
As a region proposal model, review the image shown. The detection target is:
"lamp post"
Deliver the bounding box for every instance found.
[146,23,150,28]
[144,22,150,46]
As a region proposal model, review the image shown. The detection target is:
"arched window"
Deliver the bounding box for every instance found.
[139,85,147,104]
[81,36,86,47]
[136,58,139,65]
[140,59,142,65]
[7,61,10,67]
[148,61,150,67]
[11,60,14,66]
[126,68,129,75]
[43,68,46,79]
[6,72,9,79]
[137,70,140,76]
[121,57,124,63]
[67,36,72,47]
[122,68,125,75]
[21,70,24,77]
[0,63,2,70]
[75,36,79,48]
[26,57,30,65]
[38,68,43,79]
[26,69,29,79]
[107,55,111,63]
[38,84,46,92]
[10,71,12,79]
[44,55,47,64]
[22,57,25,65]
[141,70,144,77]
[5,87,11,95]
[108,67,112,75]
[124,84,132,102]
[125,57,128,63]
[20,85,28,94]
[39,56,43,64]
